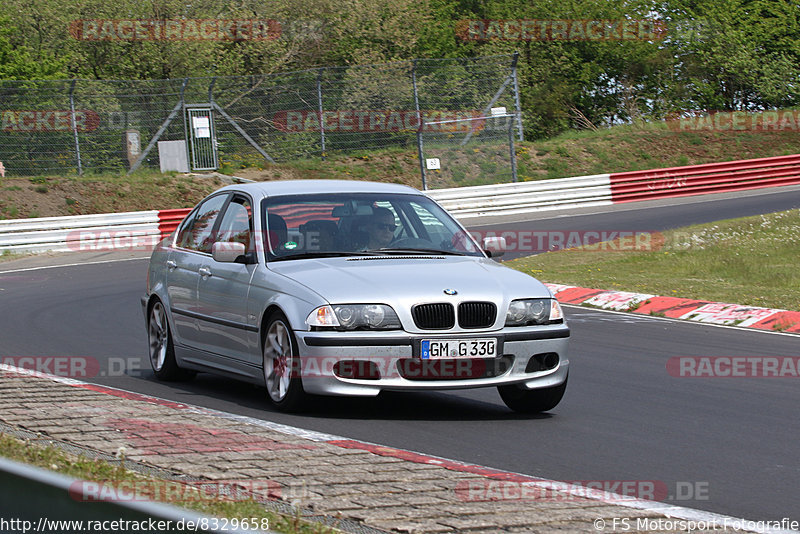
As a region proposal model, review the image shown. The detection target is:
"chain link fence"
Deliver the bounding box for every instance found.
[0,54,521,189]
[414,55,522,189]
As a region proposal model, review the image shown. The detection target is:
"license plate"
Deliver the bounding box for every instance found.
[421,338,497,359]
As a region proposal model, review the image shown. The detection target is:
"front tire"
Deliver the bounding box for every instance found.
[498,375,567,414]
[147,299,194,381]
[263,312,307,412]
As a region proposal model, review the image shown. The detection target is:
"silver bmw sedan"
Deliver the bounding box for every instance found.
[142,180,569,413]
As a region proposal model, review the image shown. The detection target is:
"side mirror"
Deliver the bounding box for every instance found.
[212,241,247,263]
[482,236,506,258]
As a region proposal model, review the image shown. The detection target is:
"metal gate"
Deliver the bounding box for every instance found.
[185,105,218,171]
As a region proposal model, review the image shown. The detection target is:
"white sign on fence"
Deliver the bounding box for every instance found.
[192,116,211,138]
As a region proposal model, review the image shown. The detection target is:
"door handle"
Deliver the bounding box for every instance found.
[198,266,212,278]
[166,260,177,270]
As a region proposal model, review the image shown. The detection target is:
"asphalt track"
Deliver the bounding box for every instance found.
[1,187,799,524]
[470,183,800,260]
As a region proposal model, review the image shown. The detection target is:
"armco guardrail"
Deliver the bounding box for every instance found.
[426,174,612,216]
[0,211,160,254]
[2,153,800,254]
[0,209,189,254]
[0,456,274,533]
[609,153,800,203]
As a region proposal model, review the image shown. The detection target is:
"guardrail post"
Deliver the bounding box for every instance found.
[411,60,427,190]
[68,80,83,176]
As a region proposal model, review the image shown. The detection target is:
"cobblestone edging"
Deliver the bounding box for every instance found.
[0,366,775,533]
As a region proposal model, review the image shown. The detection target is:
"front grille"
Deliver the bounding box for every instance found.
[412,303,455,329]
[458,302,497,329]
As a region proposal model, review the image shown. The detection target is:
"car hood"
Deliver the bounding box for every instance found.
[267,255,551,304]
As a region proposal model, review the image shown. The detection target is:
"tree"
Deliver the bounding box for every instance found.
[0,16,64,79]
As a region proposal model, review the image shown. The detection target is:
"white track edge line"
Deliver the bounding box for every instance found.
[0,256,149,274]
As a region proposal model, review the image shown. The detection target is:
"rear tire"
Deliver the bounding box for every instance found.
[147,299,195,381]
[498,374,567,414]
[263,311,308,412]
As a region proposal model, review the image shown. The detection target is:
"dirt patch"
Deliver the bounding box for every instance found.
[0,174,225,219]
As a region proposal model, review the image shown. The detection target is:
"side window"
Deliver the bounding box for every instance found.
[410,202,444,238]
[177,194,228,253]
[215,196,253,251]
[408,200,478,253]
[175,211,198,249]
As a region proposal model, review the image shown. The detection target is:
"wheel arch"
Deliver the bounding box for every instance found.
[146,292,174,329]
[259,304,288,350]
[256,294,317,350]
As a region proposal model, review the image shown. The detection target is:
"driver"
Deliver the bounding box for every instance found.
[365,207,396,249]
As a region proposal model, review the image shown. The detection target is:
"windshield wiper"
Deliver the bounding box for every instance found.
[270,251,387,261]
[363,248,469,256]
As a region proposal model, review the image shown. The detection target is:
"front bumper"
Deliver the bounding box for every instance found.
[294,325,570,396]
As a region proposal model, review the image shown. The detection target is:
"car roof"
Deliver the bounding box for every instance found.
[217,179,420,198]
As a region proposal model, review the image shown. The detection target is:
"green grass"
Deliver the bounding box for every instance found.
[0,434,338,533]
[0,250,22,262]
[506,209,800,311]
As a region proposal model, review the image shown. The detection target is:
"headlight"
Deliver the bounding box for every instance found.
[505,298,563,326]
[306,304,401,330]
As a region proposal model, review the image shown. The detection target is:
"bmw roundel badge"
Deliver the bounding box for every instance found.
[443,288,458,295]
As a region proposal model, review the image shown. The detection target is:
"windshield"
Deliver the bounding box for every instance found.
[261,193,483,261]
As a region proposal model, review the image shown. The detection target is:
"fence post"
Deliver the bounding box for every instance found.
[317,68,326,160]
[508,114,518,183]
[411,60,427,190]
[206,77,218,170]
[68,80,83,176]
[208,76,216,104]
[511,51,524,142]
